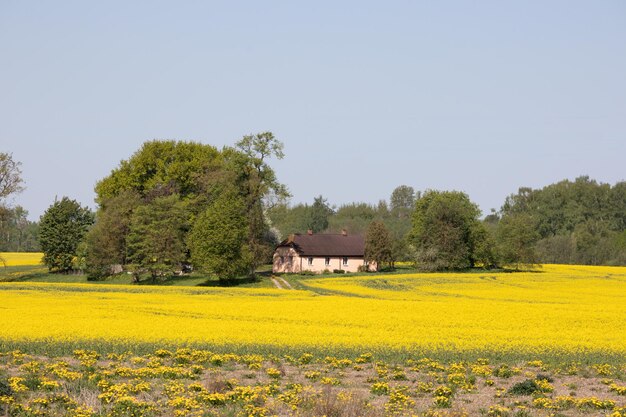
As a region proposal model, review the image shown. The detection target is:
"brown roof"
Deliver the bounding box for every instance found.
[277,233,365,257]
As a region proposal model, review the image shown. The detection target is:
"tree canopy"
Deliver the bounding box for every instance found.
[39,197,94,273]
[364,220,392,271]
[409,190,485,271]
[86,135,287,280]
[499,176,626,265]
[188,190,251,281]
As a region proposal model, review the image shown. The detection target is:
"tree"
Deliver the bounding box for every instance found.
[327,202,377,235]
[390,185,415,219]
[409,190,486,271]
[39,197,94,273]
[126,194,188,283]
[229,132,289,273]
[364,220,392,271]
[0,206,39,252]
[95,140,224,204]
[188,191,251,281]
[496,213,539,269]
[0,153,24,200]
[86,190,141,279]
[307,195,333,233]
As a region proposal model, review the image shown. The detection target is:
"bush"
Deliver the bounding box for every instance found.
[508,379,538,395]
[332,269,345,274]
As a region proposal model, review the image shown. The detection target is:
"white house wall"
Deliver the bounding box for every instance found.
[272,248,377,273]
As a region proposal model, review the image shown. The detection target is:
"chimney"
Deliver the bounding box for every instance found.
[341,229,347,236]
[307,229,313,235]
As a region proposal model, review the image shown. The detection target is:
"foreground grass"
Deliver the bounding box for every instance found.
[1,348,625,417]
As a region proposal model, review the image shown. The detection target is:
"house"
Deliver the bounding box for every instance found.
[272,230,376,273]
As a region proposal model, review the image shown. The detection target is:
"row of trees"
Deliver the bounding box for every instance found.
[499,176,626,265]
[6,144,626,277]
[0,153,39,262]
[272,179,626,271]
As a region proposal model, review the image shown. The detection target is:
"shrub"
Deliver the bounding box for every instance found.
[508,379,539,396]
[333,269,346,274]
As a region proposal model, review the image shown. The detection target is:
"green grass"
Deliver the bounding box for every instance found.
[0,263,277,288]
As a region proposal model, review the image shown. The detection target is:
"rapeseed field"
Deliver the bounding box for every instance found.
[1,264,625,416]
[0,252,43,266]
[1,264,624,359]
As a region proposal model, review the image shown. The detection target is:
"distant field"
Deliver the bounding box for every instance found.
[0,251,43,266]
[1,264,625,362]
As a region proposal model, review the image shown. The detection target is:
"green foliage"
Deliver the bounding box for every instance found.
[0,206,39,252]
[230,132,289,271]
[95,140,223,203]
[188,191,251,281]
[39,197,94,273]
[496,213,539,269]
[86,190,141,279]
[508,379,539,395]
[390,185,416,219]
[365,220,392,271]
[501,176,626,265]
[88,135,287,280]
[409,190,486,271]
[327,202,378,235]
[307,195,333,233]
[127,194,189,282]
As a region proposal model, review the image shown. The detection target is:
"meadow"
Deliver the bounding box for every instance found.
[1,261,625,416]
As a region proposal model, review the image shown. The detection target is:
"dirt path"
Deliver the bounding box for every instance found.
[277,277,292,289]
[270,277,283,289]
[270,276,293,290]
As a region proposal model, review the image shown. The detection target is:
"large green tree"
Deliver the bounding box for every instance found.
[39,197,94,273]
[390,185,416,219]
[364,220,392,271]
[228,132,289,273]
[409,190,487,271]
[307,195,333,233]
[126,194,189,282]
[496,213,539,269]
[85,190,141,279]
[188,191,251,281]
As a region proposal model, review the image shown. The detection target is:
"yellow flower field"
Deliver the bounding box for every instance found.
[0,252,43,266]
[0,264,624,358]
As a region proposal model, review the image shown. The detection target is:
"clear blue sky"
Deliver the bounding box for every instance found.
[2,1,625,220]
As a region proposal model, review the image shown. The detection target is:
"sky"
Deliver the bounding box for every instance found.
[1,1,625,220]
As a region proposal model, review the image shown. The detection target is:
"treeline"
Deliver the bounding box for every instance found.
[499,176,626,265]
[4,143,626,278]
[267,186,416,265]
[0,153,39,253]
[0,206,39,252]
[269,177,626,270]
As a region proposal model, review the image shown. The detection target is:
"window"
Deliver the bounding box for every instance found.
[308,257,313,266]
[343,257,348,266]
[288,256,293,264]
[279,256,284,264]
[325,257,330,266]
